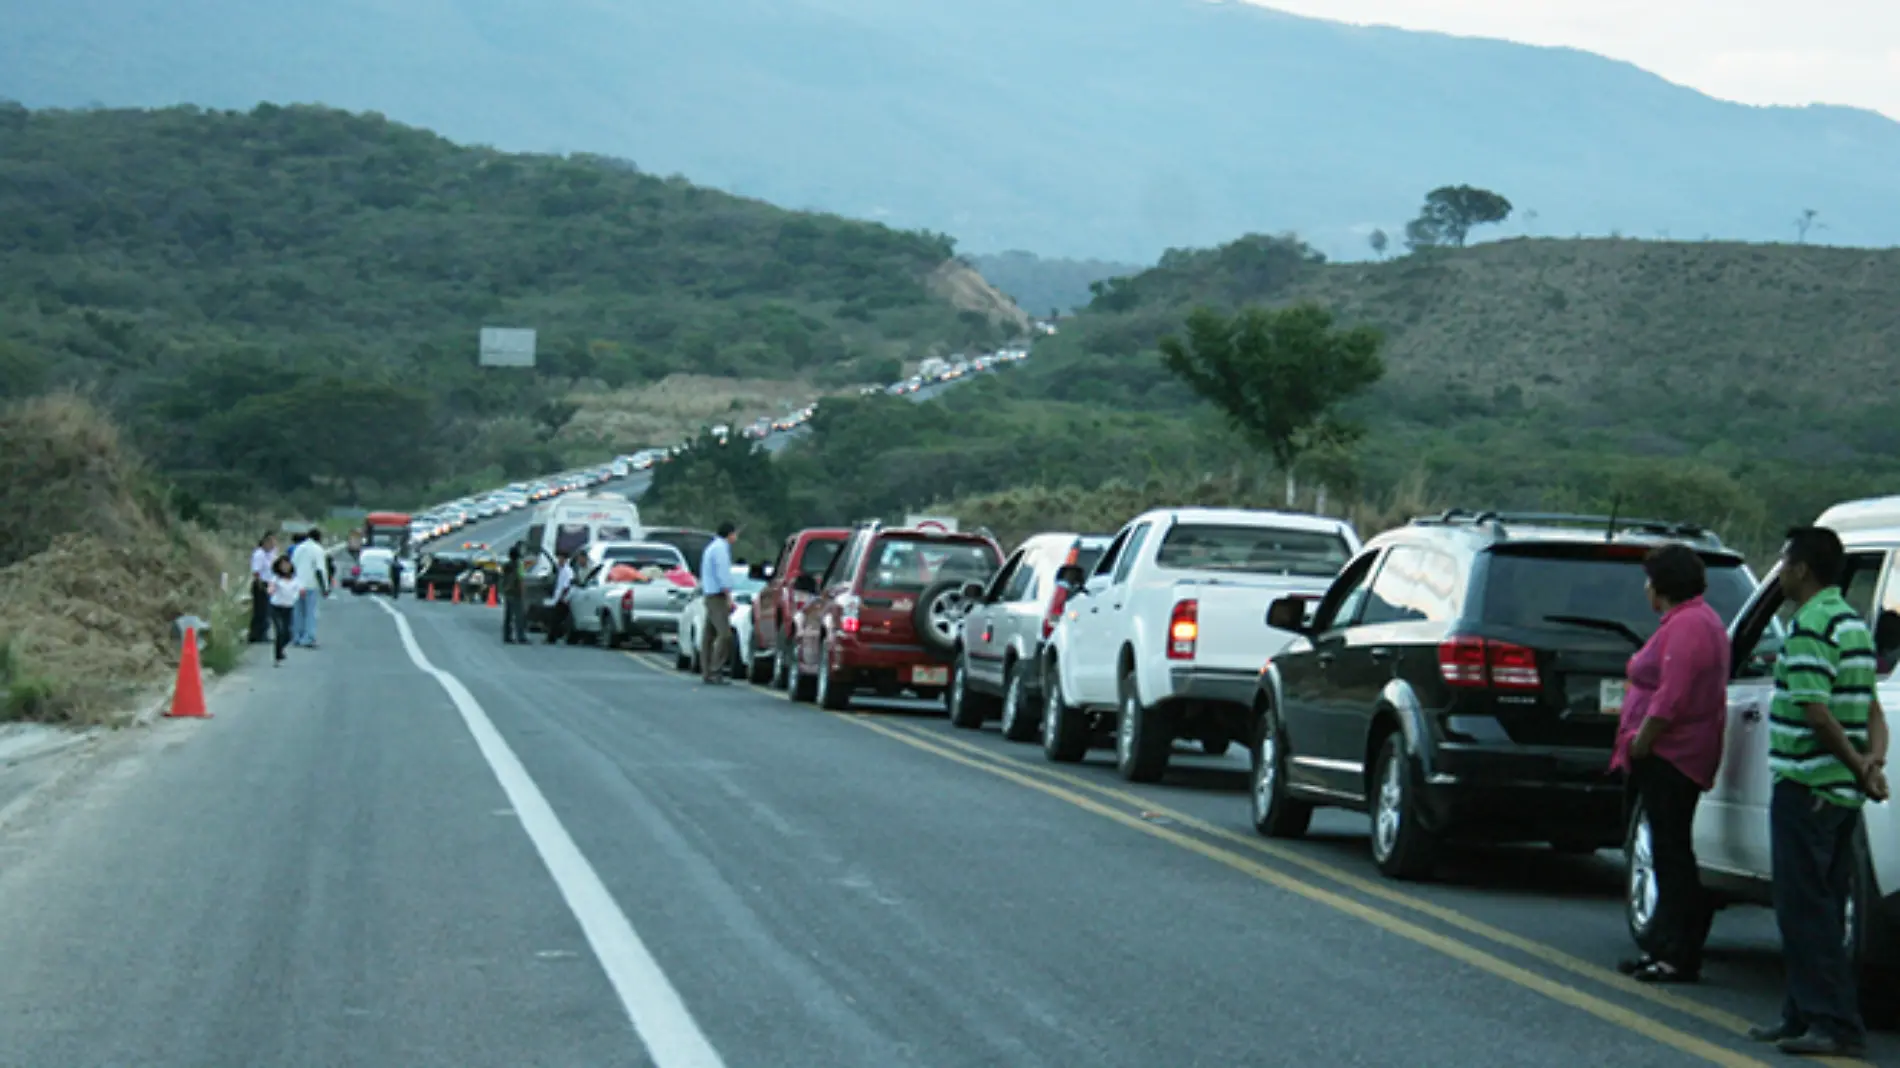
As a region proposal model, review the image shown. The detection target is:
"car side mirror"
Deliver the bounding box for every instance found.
[961,581,986,602]
[1267,596,1313,633]
[1055,565,1086,590]
[793,575,817,595]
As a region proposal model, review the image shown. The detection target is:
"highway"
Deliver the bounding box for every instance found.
[1,583,1894,1065]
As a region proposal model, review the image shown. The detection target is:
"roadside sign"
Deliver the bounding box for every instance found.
[479,327,537,367]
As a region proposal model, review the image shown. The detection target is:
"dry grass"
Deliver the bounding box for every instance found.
[932,469,1442,552]
[0,393,228,725]
[559,374,826,450]
[1282,238,1900,411]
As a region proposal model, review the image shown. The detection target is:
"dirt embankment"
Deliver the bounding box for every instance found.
[0,394,230,725]
[928,260,1033,334]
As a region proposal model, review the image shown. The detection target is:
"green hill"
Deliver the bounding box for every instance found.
[0,103,1023,504]
[1008,234,1900,537]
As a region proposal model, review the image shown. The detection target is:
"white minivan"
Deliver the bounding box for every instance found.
[521,492,644,629]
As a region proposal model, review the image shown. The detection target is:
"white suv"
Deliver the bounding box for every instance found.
[1624,495,1899,1023]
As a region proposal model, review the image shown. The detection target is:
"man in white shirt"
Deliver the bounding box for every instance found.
[698,523,738,683]
[545,550,582,645]
[248,531,277,643]
[290,528,331,649]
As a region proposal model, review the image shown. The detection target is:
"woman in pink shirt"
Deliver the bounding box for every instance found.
[1611,543,1732,983]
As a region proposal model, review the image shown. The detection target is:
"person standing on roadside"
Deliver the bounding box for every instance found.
[545,549,578,645]
[1610,544,1730,984]
[248,531,278,643]
[501,543,528,645]
[1749,526,1890,1058]
[265,555,302,665]
[290,527,330,649]
[698,522,738,684]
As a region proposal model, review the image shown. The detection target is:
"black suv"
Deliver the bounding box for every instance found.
[1249,511,1757,880]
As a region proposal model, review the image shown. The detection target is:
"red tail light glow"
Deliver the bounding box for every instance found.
[1437,636,1542,691]
[840,614,860,635]
[1043,587,1070,640]
[1168,599,1199,660]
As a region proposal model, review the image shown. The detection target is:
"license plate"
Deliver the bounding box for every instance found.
[1600,678,1627,715]
[911,666,948,686]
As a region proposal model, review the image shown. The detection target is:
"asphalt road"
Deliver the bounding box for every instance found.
[0,595,1892,1068]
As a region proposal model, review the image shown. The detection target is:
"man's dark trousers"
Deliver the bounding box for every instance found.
[1769,778,1866,1047]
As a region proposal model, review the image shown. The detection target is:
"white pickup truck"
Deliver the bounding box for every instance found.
[1040,507,1360,781]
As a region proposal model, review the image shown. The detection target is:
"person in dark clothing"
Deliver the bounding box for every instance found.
[248,531,278,643]
[501,543,528,644]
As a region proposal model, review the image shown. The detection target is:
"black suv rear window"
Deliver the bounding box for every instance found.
[1481,549,1754,641]
[865,537,999,592]
[1154,524,1351,577]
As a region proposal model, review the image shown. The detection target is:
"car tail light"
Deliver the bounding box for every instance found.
[621,591,634,614]
[1168,599,1198,660]
[1437,636,1542,691]
[1043,586,1070,640]
[840,612,860,635]
[351,566,362,577]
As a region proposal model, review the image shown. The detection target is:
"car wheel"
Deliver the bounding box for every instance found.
[1624,800,1662,954]
[772,637,794,691]
[747,646,773,685]
[1113,672,1169,783]
[947,652,987,729]
[674,639,691,671]
[999,663,1040,743]
[817,641,850,711]
[597,613,615,648]
[1250,710,1312,838]
[911,580,972,657]
[1369,733,1439,880]
[1041,660,1087,763]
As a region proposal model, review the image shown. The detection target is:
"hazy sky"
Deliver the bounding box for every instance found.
[1250,1,1900,121]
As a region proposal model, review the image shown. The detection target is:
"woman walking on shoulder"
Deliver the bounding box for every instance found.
[1611,543,1731,983]
[266,555,303,666]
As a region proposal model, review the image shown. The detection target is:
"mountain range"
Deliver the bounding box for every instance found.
[4,0,1898,261]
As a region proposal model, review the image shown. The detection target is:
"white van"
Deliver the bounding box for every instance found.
[521,492,644,627]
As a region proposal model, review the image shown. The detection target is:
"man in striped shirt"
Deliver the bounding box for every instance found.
[1751,526,1890,1057]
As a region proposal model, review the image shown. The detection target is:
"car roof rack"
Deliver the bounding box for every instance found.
[1411,510,1720,545]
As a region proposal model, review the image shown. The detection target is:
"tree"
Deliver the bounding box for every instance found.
[1157,302,1385,473]
[1367,229,1389,259]
[1795,208,1822,244]
[1405,185,1513,248]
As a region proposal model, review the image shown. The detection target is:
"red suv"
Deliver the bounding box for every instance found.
[790,522,1003,710]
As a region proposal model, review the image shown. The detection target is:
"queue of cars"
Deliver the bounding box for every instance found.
[612,497,1900,1021]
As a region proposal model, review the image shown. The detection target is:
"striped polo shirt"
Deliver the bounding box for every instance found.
[1769,586,1878,807]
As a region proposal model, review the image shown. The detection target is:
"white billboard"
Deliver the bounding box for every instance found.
[479,327,537,367]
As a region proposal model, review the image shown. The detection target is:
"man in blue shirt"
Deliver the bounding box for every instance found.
[698,522,738,683]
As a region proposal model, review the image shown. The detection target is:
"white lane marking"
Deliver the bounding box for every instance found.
[373,600,726,1068]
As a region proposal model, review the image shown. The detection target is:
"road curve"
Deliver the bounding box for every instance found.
[1,596,1886,1067]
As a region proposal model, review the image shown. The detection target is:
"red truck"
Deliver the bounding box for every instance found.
[788,521,1003,710]
[751,528,851,690]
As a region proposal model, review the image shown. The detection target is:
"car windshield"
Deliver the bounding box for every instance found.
[865,537,998,592]
[1153,524,1352,577]
[1482,550,1755,641]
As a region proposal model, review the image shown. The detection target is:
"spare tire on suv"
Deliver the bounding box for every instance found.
[913,579,979,656]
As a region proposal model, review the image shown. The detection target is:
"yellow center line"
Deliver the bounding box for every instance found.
[840,714,1771,1068]
[883,722,1781,1042]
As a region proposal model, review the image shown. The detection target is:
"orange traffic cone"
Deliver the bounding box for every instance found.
[166,627,209,719]
[452,583,462,604]
[427,583,436,601]
[485,585,498,608]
